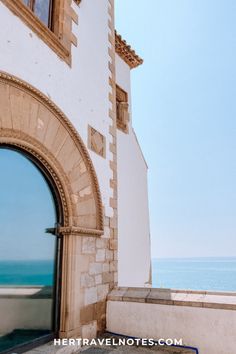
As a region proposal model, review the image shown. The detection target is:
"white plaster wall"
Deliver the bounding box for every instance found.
[107,301,236,354]
[116,55,151,287]
[0,0,113,216]
[117,130,151,287]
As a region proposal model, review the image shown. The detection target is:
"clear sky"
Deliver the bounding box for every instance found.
[115,0,236,258]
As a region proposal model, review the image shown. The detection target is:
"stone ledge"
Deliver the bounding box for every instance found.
[107,287,236,311]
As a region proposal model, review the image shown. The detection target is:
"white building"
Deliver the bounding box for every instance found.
[1,2,235,354]
[0,0,151,352]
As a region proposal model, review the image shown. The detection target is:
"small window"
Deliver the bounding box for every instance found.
[116,85,129,133]
[4,0,78,65]
[22,0,53,28]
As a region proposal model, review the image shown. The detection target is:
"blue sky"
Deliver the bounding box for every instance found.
[115,0,236,258]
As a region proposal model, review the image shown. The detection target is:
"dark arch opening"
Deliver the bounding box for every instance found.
[0,146,63,354]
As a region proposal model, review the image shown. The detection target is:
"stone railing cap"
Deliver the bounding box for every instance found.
[108,287,236,311]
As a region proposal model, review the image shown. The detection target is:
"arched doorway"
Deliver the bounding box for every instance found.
[0,146,63,353]
[0,71,107,344]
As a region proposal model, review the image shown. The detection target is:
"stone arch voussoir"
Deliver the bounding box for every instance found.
[0,71,103,235]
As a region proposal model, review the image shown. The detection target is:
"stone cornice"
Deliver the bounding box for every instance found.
[59,226,104,236]
[115,31,143,69]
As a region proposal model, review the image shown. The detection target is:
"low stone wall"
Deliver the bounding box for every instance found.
[106,287,236,354]
[0,286,52,334]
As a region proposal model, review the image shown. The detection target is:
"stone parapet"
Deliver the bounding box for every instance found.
[108,287,236,310]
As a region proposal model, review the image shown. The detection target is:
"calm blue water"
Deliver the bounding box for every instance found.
[1,258,236,291]
[0,260,54,286]
[152,257,236,291]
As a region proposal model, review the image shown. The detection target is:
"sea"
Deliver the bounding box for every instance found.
[152,257,236,291]
[0,257,236,291]
[0,260,54,286]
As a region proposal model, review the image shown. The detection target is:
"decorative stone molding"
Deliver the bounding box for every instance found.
[59,226,104,236]
[1,0,78,65]
[115,31,143,69]
[108,0,118,285]
[0,71,103,233]
[88,125,106,158]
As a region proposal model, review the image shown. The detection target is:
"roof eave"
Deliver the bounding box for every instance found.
[115,31,143,69]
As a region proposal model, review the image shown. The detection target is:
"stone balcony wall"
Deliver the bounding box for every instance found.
[107,287,236,354]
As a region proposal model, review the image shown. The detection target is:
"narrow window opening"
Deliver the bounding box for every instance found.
[22,0,53,29]
[116,84,129,133]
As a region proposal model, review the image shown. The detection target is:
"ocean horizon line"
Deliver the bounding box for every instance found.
[0,259,54,262]
[152,256,236,260]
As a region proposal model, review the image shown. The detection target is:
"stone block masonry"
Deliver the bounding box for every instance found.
[79,0,118,337]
